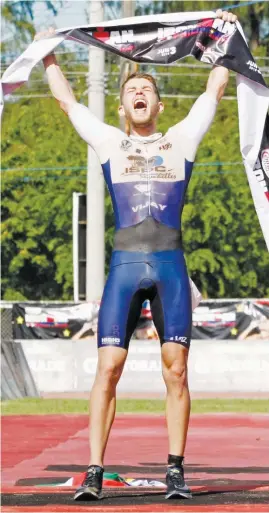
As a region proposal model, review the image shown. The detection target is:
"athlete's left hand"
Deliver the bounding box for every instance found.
[216,9,237,23]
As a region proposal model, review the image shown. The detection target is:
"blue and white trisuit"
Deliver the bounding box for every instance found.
[69,92,217,349]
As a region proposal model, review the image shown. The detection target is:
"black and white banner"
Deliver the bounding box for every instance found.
[1,11,269,247]
[12,299,269,340]
[13,302,99,340]
[191,299,269,339]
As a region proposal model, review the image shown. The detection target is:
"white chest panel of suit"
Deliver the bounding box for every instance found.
[69,92,217,230]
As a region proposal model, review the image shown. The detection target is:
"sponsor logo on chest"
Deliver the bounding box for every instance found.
[122,154,176,180]
[159,142,172,151]
[132,201,167,212]
[120,139,132,151]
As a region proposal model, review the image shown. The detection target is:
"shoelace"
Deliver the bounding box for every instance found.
[168,467,184,485]
[83,468,98,487]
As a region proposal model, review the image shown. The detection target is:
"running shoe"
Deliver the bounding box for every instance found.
[74,465,104,501]
[165,465,192,499]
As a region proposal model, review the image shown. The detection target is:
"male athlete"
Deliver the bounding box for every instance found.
[36,8,237,501]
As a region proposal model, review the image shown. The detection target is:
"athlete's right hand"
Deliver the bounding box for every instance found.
[34,27,56,41]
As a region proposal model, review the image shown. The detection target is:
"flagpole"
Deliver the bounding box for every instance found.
[86,1,105,302]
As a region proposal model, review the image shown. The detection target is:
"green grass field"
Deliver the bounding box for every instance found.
[1,398,268,415]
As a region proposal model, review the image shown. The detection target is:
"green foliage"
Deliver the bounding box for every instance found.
[3,1,62,21]
[1,1,269,300]
[1,98,87,300]
[2,398,268,415]
[1,1,63,55]
[2,86,269,299]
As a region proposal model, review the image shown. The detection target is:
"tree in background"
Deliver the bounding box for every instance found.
[1,0,269,300]
[1,0,68,301]
[1,97,87,301]
[1,0,63,55]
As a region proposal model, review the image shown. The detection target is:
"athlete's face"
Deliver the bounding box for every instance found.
[119,78,164,128]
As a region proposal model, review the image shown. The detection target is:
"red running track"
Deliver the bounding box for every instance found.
[2,413,269,512]
[2,506,269,512]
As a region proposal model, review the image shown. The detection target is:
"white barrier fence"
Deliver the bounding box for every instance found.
[19,339,269,395]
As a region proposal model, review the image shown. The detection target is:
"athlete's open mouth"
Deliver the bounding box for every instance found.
[134,98,147,110]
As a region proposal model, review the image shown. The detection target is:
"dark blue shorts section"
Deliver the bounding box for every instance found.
[97,249,192,350]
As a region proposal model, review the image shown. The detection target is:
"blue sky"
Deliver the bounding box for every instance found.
[33,1,90,30]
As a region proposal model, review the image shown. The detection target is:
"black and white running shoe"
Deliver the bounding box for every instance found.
[165,465,192,499]
[74,465,104,501]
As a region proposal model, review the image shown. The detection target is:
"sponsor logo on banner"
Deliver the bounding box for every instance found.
[157,20,215,42]
[30,359,65,372]
[246,60,261,75]
[193,310,236,327]
[119,44,135,53]
[195,41,206,52]
[110,30,134,44]
[261,149,269,179]
[253,152,269,201]
[92,27,110,42]
[157,46,176,57]
[101,337,121,345]
[93,28,134,45]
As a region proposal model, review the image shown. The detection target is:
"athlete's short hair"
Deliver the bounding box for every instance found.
[120,72,161,102]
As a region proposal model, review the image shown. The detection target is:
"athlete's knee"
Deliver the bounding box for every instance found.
[96,361,123,390]
[163,360,188,394]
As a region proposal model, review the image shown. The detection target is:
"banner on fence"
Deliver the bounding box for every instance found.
[12,300,269,340]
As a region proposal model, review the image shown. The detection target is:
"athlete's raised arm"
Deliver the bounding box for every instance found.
[177,61,231,149]
[35,29,119,152]
[206,9,238,103]
[171,9,238,158]
[35,29,76,113]
[43,52,76,113]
